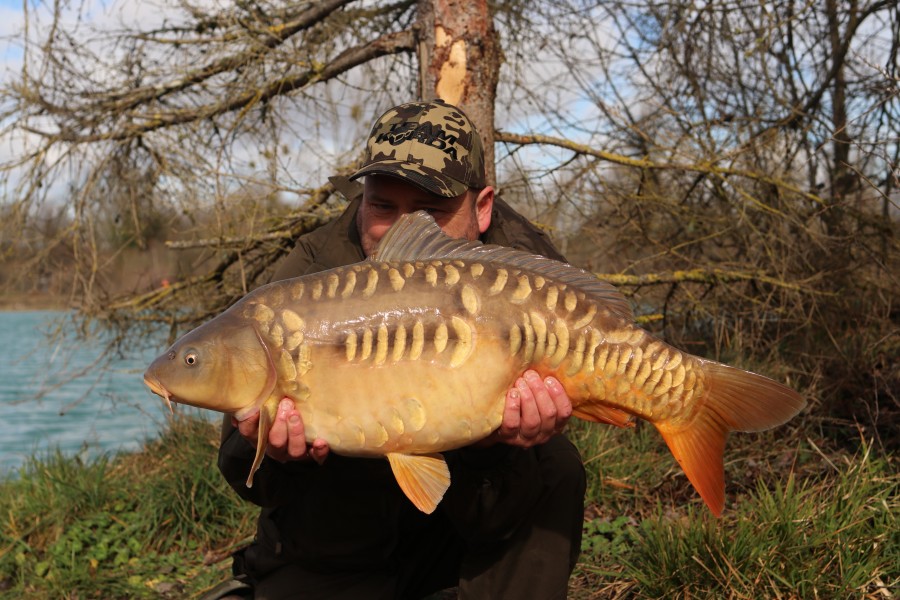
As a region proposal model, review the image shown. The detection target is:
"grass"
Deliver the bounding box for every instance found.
[569,423,898,599]
[0,417,256,599]
[0,416,896,599]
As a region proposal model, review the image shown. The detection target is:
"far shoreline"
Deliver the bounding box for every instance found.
[0,295,71,312]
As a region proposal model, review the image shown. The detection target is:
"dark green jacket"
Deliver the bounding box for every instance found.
[218,197,567,570]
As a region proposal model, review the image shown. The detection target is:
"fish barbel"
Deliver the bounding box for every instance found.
[144,211,805,515]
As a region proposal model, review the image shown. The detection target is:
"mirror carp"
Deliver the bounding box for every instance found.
[144,211,805,515]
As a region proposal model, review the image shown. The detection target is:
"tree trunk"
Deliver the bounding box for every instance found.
[415,0,502,186]
[826,0,855,204]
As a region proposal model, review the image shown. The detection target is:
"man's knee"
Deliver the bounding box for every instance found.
[539,434,587,496]
[539,434,587,570]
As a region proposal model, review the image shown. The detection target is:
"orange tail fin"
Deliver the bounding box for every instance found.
[656,362,805,516]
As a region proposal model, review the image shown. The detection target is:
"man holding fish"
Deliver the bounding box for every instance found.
[214,99,587,599]
[147,97,805,598]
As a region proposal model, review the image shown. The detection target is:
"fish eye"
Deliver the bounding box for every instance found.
[184,350,199,366]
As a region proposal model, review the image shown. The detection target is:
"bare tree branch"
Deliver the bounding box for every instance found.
[495,130,826,206]
[28,30,415,142]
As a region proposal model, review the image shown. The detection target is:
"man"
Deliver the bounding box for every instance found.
[215,99,586,600]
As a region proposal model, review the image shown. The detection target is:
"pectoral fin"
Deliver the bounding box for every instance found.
[386,453,451,514]
[244,328,281,489]
[246,396,280,488]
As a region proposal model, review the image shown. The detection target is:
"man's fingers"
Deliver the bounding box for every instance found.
[235,399,323,464]
[309,439,330,465]
[267,399,292,451]
[499,383,522,439]
[501,372,574,448]
[517,374,543,439]
[544,376,573,424]
[525,370,559,439]
[285,411,307,459]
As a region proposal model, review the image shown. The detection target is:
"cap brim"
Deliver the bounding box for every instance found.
[349,160,468,198]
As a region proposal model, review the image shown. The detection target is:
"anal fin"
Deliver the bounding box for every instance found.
[386,453,451,514]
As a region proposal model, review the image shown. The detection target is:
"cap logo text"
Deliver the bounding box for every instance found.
[376,122,459,160]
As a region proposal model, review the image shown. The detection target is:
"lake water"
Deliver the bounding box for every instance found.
[0,310,208,477]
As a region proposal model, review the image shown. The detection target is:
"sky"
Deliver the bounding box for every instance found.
[0,0,25,67]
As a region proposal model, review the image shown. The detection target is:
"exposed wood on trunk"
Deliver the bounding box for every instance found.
[416,0,501,186]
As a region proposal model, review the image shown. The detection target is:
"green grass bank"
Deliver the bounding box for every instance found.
[0,416,896,599]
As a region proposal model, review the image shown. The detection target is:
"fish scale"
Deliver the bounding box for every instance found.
[144,211,805,516]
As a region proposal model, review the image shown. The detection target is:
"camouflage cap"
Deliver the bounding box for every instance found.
[349,99,487,198]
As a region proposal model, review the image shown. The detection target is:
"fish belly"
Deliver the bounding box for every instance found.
[298,336,520,456]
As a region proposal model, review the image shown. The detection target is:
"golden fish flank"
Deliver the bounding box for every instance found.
[375,324,389,364]
[144,210,806,517]
[424,263,438,286]
[339,314,476,370]
[345,332,358,361]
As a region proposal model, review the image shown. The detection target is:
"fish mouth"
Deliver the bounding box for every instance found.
[143,374,176,414]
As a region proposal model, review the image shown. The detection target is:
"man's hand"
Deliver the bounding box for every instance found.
[488,370,573,448]
[233,399,329,464]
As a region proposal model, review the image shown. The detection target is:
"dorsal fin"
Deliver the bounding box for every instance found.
[372,211,634,321]
[372,210,482,262]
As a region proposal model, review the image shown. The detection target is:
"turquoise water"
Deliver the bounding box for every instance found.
[0,311,206,477]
